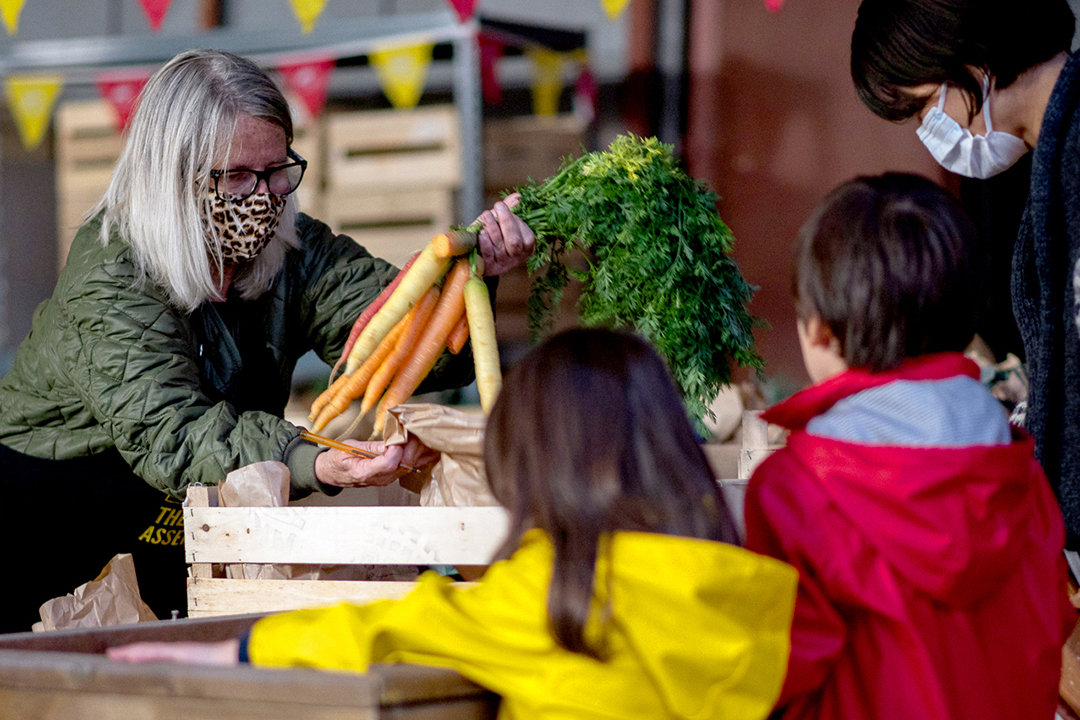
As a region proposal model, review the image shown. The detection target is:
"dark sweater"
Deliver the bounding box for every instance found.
[1012,51,1080,544]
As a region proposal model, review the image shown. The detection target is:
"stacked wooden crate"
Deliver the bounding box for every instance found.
[321,106,462,266]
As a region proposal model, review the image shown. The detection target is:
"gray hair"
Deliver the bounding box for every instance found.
[96,49,300,312]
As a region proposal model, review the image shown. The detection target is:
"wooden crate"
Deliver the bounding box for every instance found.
[483,114,586,201]
[322,106,461,263]
[184,486,508,618]
[54,100,121,270]
[0,615,498,720]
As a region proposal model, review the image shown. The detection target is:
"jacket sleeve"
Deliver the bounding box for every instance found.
[744,452,848,709]
[292,214,475,393]
[59,256,300,497]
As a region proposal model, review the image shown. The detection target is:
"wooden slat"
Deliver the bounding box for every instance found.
[325,107,460,190]
[184,506,509,566]
[186,578,480,618]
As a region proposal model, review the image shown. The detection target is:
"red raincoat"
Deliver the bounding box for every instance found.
[745,353,1074,720]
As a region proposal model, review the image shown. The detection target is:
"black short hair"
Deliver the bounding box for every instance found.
[852,0,1075,122]
[794,173,982,372]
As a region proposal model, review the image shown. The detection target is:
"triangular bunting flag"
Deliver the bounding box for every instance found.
[0,0,27,35]
[369,42,435,110]
[96,72,150,132]
[600,0,631,21]
[278,57,336,120]
[764,0,785,11]
[289,0,329,34]
[136,0,173,32]
[527,48,564,117]
[478,34,505,105]
[446,0,478,23]
[5,74,63,150]
[574,64,597,124]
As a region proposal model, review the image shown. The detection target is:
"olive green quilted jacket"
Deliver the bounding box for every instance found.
[0,212,469,498]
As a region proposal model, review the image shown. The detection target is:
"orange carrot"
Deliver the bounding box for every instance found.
[446,313,470,355]
[331,251,419,381]
[431,230,478,259]
[311,309,411,433]
[309,371,351,423]
[361,285,441,416]
[372,258,471,436]
[345,244,450,375]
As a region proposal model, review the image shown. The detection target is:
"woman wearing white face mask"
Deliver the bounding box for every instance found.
[0,49,536,633]
[850,0,1080,547]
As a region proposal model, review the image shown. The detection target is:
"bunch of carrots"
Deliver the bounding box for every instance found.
[307,229,502,437]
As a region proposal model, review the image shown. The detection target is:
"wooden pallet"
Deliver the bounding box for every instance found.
[184,485,508,618]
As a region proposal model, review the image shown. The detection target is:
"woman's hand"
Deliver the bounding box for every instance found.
[107,640,240,666]
[476,193,536,276]
[315,436,439,488]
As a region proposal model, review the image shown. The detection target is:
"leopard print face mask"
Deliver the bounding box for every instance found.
[202,191,286,263]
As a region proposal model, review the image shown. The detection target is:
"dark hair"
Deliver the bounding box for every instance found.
[483,328,739,658]
[793,173,981,372]
[851,0,1074,122]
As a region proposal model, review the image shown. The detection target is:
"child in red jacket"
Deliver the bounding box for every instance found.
[744,172,1075,720]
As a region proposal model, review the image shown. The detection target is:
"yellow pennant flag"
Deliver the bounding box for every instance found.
[528,49,564,117]
[0,0,27,35]
[5,74,63,150]
[369,42,434,110]
[600,0,631,20]
[289,0,328,34]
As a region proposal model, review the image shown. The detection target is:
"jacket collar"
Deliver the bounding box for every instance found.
[762,352,980,432]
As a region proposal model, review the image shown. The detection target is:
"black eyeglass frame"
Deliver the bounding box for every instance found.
[209,149,308,201]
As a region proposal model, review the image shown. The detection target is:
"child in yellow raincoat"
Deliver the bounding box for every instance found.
[109,328,798,720]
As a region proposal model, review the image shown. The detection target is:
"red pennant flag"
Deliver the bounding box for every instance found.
[137,0,173,32]
[277,57,336,120]
[764,0,785,11]
[446,0,478,23]
[574,65,598,123]
[96,72,150,132]
[478,34,505,105]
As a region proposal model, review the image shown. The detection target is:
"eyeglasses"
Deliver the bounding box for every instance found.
[210,149,307,201]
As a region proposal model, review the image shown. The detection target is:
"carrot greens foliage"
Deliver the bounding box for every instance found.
[512,134,763,424]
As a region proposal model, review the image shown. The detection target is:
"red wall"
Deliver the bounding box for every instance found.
[686,0,947,390]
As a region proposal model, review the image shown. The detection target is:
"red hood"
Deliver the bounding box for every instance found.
[760,354,1064,606]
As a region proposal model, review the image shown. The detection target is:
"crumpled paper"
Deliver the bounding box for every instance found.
[34,553,158,632]
[383,403,499,507]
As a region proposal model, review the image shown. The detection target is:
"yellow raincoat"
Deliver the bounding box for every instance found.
[249,529,798,720]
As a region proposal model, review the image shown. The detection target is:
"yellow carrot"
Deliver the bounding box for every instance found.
[431,230,478,259]
[372,258,471,436]
[344,243,450,375]
[446,312,470,355]
[361,285,441,416]
[463,271,502,413]
[312,309,411,433]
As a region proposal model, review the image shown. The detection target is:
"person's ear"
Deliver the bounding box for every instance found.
[801,316,839,350]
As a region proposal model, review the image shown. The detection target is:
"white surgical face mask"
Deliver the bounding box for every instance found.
[916,82,1028,179]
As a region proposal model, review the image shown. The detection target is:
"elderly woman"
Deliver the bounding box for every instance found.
[0,49,533,632]
[850,0,1080,545]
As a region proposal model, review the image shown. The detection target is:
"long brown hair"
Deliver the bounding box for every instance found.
[483,328,739,658]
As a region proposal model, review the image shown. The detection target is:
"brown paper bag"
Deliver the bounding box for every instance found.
[219,461,293,580]
[383,403,499,507]
[35,553,157,632]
